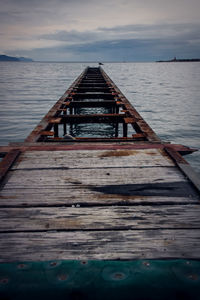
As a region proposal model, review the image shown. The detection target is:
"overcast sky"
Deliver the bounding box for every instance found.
[0,0,200,61]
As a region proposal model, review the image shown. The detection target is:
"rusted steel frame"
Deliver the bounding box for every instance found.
[81,80,106,83]
[99,67,161,143]
[81,77,104,80]
[53,113,125,124]
[84,73,102,75]
[78,83,108,87]
[59,101,117,108]
[0,149,20,184]
[46,136,146,142]
[81,79,104,82]
[40,130,54,137]
[165,146,200,193]
[72,93,114,100]
[25,68,88,143]
[0,143,196,153]
[75,87,111,92]
[62,98,118,103]
[84,76,103,79]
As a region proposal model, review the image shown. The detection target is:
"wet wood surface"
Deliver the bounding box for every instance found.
[11,149,174,169]
[0,205,200,232]
[0,148,199,262]
[0,230,200,262]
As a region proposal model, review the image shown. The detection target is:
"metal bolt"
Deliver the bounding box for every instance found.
[58,274,68,281]
[114,273,124,279]
[50,261,57,267]
[17,263,26,269]
[143,262,150,267]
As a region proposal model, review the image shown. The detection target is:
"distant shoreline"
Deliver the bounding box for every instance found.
[156,58,200,62]
[0,55,33,62]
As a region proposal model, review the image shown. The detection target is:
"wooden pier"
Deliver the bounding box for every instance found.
[0,67,200,300]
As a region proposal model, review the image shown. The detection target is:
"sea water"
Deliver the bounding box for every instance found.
[0,61,199,175]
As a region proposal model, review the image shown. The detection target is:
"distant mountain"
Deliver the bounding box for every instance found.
[0,55,33,62]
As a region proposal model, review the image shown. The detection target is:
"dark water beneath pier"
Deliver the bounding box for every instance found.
[0,62,199,174]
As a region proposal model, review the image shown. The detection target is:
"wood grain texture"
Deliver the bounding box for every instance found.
[1,147,198,206]
[0,205,200,232]
[5,166,186,187]
[0,190,197,207]
[0,146,199,263]
[11,149,174,170]
[0,229,200,262]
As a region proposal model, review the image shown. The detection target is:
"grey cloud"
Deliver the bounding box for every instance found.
[12,30,200,62]
[98,23,200,37]
[41,30,100,43]
[6,20,200,62]
[39,23,200,45]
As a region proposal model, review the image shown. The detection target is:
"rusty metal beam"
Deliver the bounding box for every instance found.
[46,136,146,142]
[99,67,161,142]
[72,93,114,100]
[25,67,88,143]
[50,113,126,124]
[75,87,110,92]
[78,83,107,87]
[0,143,197,154]
[165,146,200,193]
[21,63,198,168]
[60,101,117,108]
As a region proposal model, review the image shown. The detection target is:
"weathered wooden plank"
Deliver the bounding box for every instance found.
[1,144,196,156]
[0,205,200,232]
[0,189,197,206]
[13,148,170,159]
[4,167,187,188]
[0,229,200,262]
[12,149,174,170]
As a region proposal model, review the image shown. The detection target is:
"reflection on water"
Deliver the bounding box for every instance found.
[71,123,116,138]
[0,62,199,174]
[69,106,115,138]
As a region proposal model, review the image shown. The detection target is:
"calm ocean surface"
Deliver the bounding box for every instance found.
[0,62,200,174]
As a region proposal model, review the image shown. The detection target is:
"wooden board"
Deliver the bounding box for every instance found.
[0,229,200,262]
[0,147,199,263]
[1,149,198,207]
[11,149,174,169]
[0,190,198,207]
[0,205,200,232]
[5,166,187,187]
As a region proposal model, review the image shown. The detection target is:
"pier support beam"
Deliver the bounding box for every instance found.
[123,122,128,137]
[54,124,59,138]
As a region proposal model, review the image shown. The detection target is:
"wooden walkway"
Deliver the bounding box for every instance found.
[0,67,200,299]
